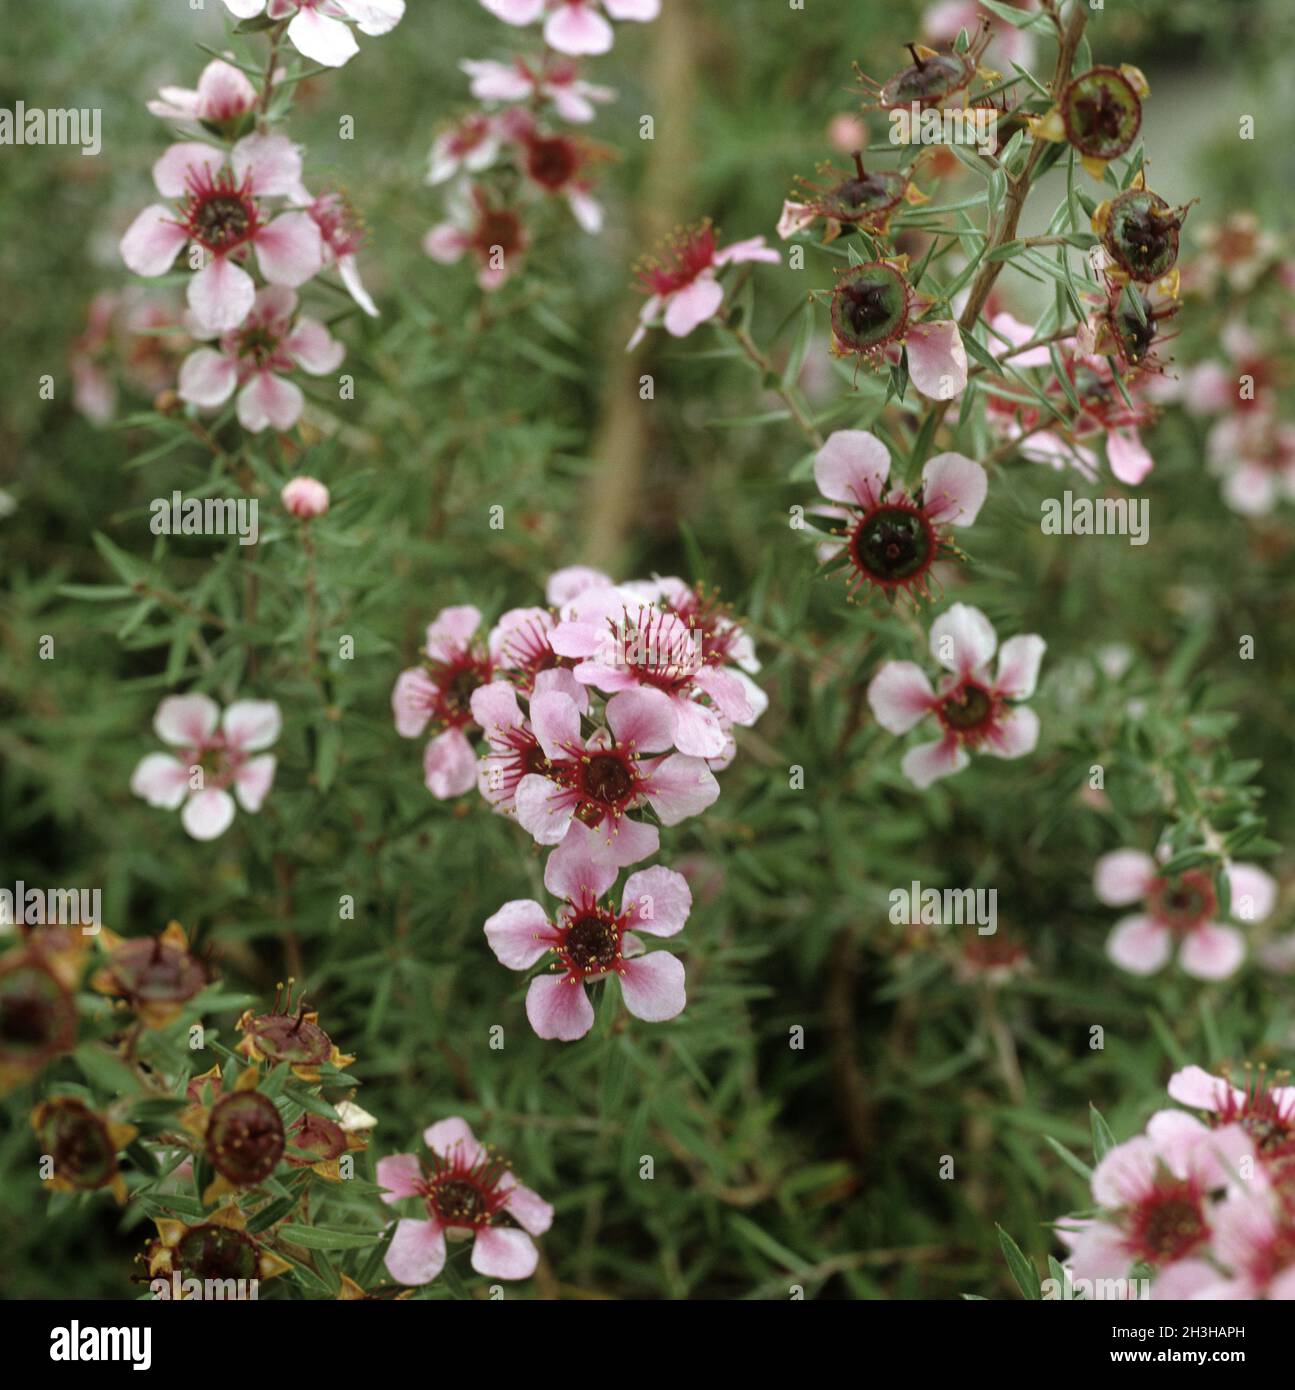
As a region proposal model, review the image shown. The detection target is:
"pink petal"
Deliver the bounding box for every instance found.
[237,371,303,433]
[233,754,276,812]
[287,6,360,66]
[543,821,619,903]
[231,132,303,198]
[177,348,238,409]
[906,320,967,400]
[901,736,969,789]
[813,429,890,508]
[525,974,595,1041]
[392,667,437,738]
[988,311,1051,367]
[1107,428,1154,485]
[376,1152,423,1202]
[425,605,481,661]
[424,728,478,799]
[423,1117,485,1165]
[618,951,686,1022]
[515,774,575,845]
[928,603,996,678]
[1150,1260,1225,1301]
[661,276,725,337]
[641,753,719,825]
[1225,863,1277,923]
[385,1217,446,1285]
[423,223,467,264]
[470,1226,538,1279]
[470,680,525,739]
[338,254,379,317]
[484,899,554,970]
[501,1180,554,1236]
[1167,1065,1238,1114]
[921,452,987,526]
[222,0,267,16]
[670,695,727,759]
[335,0,405,36]
[530,690,582,761]
[714,234,780,267]
[181,788,237,840]
[621,865,691,936]
[284,317,345,374]
[130,754,190,809]
[188,256,256,335]
[606,687,676,753]
[254,212,324,287]
[590,814,659,868]
[223,699,281,751]
[152,142,223,198]
[1092,1135,1159,1208]
[1106,914,1171,975]
[1179,924,1246,981]
[980,704,1039,760]
[993,634,1046,700]
[480,0,545,22]
[867,661,936,735]
[154,692,219,746]
[119,205,187,276]
[604,0,659,18]
[1093,850,1156,907]
[543,2,614,55]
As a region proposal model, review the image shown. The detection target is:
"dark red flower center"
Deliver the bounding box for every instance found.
[849,501,937,587]
[1148,870,1216,933]
[182,168,260,254]
[1128,1184,1208,1266]
[937,680,997,739]
[206,1090,286,1187]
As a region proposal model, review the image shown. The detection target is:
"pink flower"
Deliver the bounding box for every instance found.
[470,670,586,815]
[177,285,343,432]
[1168,1065,1295,1161]
[1095,850,1275,981]
[377,1117,552,1285]
[120,134,323,334]
[423,188,529,292]
[221,0,405,68]
[301,190,378,317]
[130,693,280,840]
[483,823,689,1041]
[512,685,720,864]
[1057,1119,1254,1292]
[392,606,494,799]
[628,222,781,350]
[481,0,659,57]
[549,585,759,759]
[146,59,258,127]
[545,564,612,606]
[427,114,501,186]
[811,429,986,600]
[486,607,564,693]
[923,2,1038,72]
[281,475,330,517]
[511,120,604,233]
[460,55,615,123]
[1207,410,1295,516]
[867,604,1045,789]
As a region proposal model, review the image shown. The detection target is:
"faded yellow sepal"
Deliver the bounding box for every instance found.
[1120,64,1150,98]
[1080,154,1111,181]
[1026,108,1067,143]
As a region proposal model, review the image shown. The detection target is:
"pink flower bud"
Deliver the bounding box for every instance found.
[281,476,330,518]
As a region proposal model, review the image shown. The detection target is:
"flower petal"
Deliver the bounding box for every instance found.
[993,634,1046,700]
[1106,914,1171,975]
[120,205,187,276]
[385,1217,446,1285]
[900,736,969,789]
[661,275,725,338]
[921,452,987,526]
[154,693,219,746]
[867,661,936,735]
[906,319,967,400]
[525,974,595,1041]
[470,1226,538,1279]
[484,899,554,970]
[376,1152,423,1202]
[1093,850,1156,907]
[1178,924,1246,982]
[130,754,190,809]
[424,728,478,799]
[233,755,276,813]
[181,788,237,841]
[813,429,890,508]
[188,255,256,335]
[618,951,686,1022]
[621,865,691,936]
[928,602,996,677]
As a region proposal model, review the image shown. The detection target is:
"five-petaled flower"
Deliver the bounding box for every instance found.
[120,134,323,335]
[628,221,780,350]
[1094,849,1276,981]
[811,429,987,601]
[392,606,494,799]
[131,694,282,840]
[867,603,1045,789]
[220,0,405,69]
[377,1116,553,1284]
[484,823,690,1041]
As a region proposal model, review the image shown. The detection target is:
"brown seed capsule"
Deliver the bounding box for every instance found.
[205,1088,285,1186]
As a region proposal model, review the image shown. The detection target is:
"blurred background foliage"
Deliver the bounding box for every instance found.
[1,0,1294,1299]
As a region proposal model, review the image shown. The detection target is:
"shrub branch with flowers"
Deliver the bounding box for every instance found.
[4,0,1295,1308]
